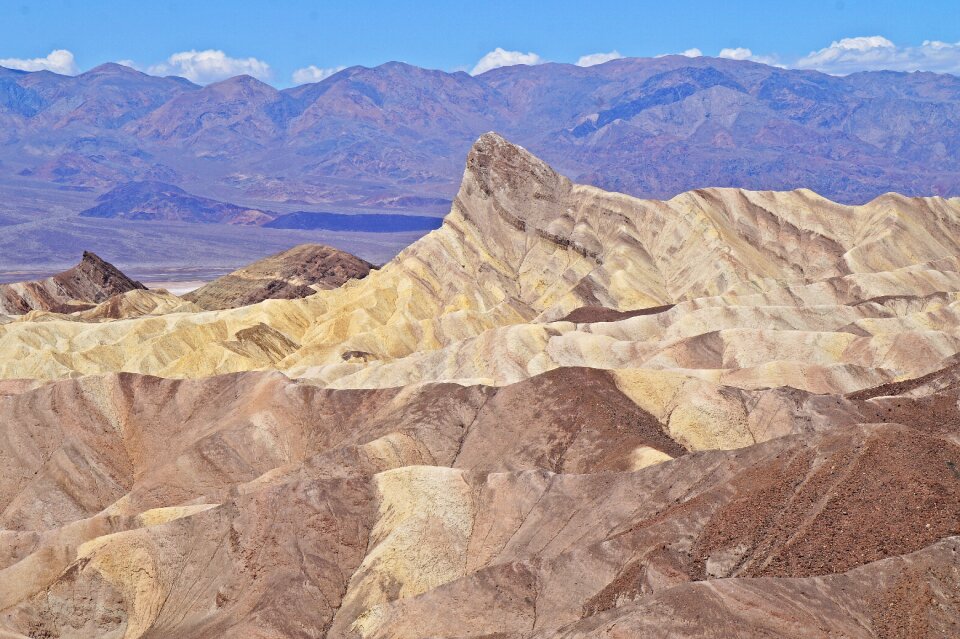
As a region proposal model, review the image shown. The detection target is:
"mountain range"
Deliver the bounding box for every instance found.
[2,56,960,214]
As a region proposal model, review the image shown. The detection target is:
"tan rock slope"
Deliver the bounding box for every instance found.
[184,243,374,310]
[2,134,960,637]
[75,288,201,320]
[0,251,145,315]
[2,134,960,391]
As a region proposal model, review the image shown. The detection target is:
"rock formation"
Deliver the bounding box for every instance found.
[3,134,960,388]
[0,251,145,315]
[1,134,959,637]
[76,288,201,320]
[184,243,374,310]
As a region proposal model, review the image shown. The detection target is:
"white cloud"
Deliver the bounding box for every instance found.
[0,49,78,75]
[471,48,543,75]
[656,48,702,59]
[576,51,623,67]
[718,47,753,61]
[148,49,271,84]
[718,47,780,66]
[795,36,960,75]
[292,64,346,84]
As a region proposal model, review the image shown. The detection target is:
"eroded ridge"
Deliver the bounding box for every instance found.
[1,134,959,637]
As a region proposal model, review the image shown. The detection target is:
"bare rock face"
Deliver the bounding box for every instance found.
[0,251,145,315]
[2,135,960,637]
[540,537,960,639]
[0,368,957,637]
[184,243,374,310]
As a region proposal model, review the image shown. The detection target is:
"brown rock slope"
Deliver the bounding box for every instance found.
[542,538,960,639]
[0,367,958,637]
[184,243,374,310]
[2,134,960,637]
[0,251,145,315]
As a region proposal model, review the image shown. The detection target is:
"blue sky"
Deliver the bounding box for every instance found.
[1,0,958,85]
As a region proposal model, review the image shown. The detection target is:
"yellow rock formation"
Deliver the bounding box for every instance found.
[1,133,960,400]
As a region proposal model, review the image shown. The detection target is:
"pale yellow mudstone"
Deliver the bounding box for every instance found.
[1,135,960,402]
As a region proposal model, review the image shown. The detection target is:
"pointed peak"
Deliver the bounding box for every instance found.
[456,133,586,254]
[72,252,146,292]
[82,62,142,76]
[81,250,106,264]
[465,132,562,198]
[78,251,123,276]
[471,131,512,153]
[212,74,269,86]
[204,74,277,95]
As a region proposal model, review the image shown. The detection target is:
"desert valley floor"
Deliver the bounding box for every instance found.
[0,134,958,638]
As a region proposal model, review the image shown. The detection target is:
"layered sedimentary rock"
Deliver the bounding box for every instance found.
[2,134,960,637]
[0,251,145,315]
[184,243,374,310]
[75,288,201,320]
[3,134,960,392]
[1,367,957,637]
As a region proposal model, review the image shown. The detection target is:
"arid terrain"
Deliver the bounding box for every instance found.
[1,134,958,638]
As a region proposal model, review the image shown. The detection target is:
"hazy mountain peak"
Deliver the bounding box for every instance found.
[204,73,277,94]
[81,62,143,76]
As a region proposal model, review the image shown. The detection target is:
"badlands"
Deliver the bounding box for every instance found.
[0,133,959,637]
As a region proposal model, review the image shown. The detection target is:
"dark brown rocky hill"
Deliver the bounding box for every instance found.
[184,243,373,310]
[0,251,144,314]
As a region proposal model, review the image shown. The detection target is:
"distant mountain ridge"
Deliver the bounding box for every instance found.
[79,181,273,224]
[1,56,959,214]
[79,180,443,231]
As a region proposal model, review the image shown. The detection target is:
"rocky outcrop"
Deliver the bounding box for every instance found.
[184,243,374,310]
[540,537,960,638]
[0,251,145,315]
